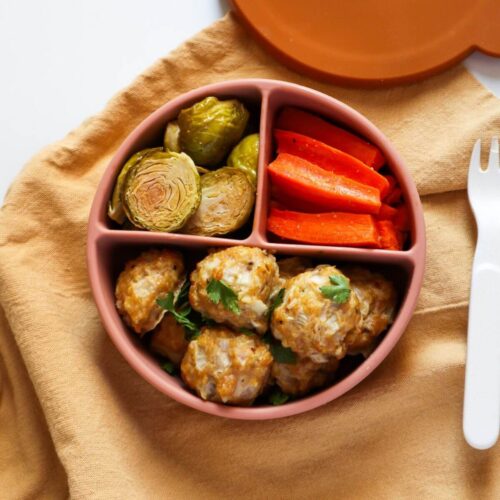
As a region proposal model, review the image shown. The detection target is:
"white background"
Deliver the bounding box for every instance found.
[1,0,499,202]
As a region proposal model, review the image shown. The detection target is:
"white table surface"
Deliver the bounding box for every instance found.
[1,0,499,203]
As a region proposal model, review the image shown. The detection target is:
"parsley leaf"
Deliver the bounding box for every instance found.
[268,387,290,406]
[261,332,273,345]
[320,274,351,304]
[175,279,190,307]
[270,342,297,364]
[267,288,285,318]
[156,293,200,339]
[238,327,255,336]
[206,279,240,314]
[260,331,296,363]
[161,360,176,375]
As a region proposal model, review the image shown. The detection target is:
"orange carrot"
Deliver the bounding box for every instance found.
[275,129,389,196]
[383,175,397,195]
[394,204,410,231]
[384,187,402,205]
[378,203,398,220]
[268,207,380,247]
[268,153,381,215]
[276,107,385,169]
[377,220,403,250]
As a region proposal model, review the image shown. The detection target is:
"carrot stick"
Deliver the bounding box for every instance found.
[268,207,380,247]
[377,203,398,220]
[377,220,403,250]
[394,204,410,231]
[276,107,385,169]
[384,187,402,205]
[275,130,389,196]
[268,153,381,215]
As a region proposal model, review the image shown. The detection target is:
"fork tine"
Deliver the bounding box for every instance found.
[488,137,499,170]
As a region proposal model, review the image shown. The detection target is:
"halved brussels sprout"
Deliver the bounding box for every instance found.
[163,121,181,153]
[123,152,201,232]
[178,96,249,167]
[196,166,210,175]
[108,147,162,224]
[181,167,255,236]
[227,133,259,188]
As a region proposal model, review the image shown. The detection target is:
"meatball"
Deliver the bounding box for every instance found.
[181,326,273,404]
[150,314,189,365]
[271,265,361,363]
[277,256,313,286]
[343,267,397,355]
[115,249,185,334]
[272,357,338,396]
[189,246,280,334]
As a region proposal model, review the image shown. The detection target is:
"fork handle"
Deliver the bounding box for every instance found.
[463,249,500,449]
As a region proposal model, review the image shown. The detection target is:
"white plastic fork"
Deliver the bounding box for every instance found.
[464,137,500,450]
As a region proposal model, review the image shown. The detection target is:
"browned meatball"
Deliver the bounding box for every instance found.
[115,249,185,334]
[343,267,397,355]
[150,314,189,365]
[189,246,280,334]
[272,357,338,396]
[271,265,361,363]
[277,256,313,286]
[181,326,273,405]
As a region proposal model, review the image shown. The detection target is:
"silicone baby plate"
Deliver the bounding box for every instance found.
[230,0,500,87]
[87,79,425,419]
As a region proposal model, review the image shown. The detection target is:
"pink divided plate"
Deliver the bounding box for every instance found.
[87,79,426,419]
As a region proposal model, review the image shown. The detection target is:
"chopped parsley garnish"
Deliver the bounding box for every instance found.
[268,387,290,406]
[156,293,200,340]
[320,274,351,304]
[161,360,176,375]
[206,279,240,314]
[267,288,285,318]
[175,278,190,307]
[270,342,297,364]
[238,327,255,336]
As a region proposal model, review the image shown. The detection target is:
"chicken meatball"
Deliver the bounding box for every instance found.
[181,326,273,404]
[271,265,361,363]
[150,314,189,365]
[277,256,313,286]
[272,357,338,396]
[343,267,397,355]
[115,249,185,334]
[189,246,280,334]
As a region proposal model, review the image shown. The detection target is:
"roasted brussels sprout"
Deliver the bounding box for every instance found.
[181,167,255,236]
[178,96,249,167]
[227,133,259,187]
[123,152,201,232]
[196,166,210,175]
[108,147,162,224]
[163,121,181,153]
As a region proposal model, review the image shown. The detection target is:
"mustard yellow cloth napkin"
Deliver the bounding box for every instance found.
[1,13,500,499]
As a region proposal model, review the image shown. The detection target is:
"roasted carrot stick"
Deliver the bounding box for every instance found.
[384,187,402,205]
[268,207,380,247]
[275,130,389,196]
[268,153,381,214]
[377,220,403,250]
[377,203,398,220]
[276,107,385,169]
[394,204,410,231]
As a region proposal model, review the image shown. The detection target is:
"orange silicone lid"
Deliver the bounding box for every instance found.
[230,0,500,87]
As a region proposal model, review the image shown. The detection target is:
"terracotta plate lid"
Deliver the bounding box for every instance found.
[230,0,500,87]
